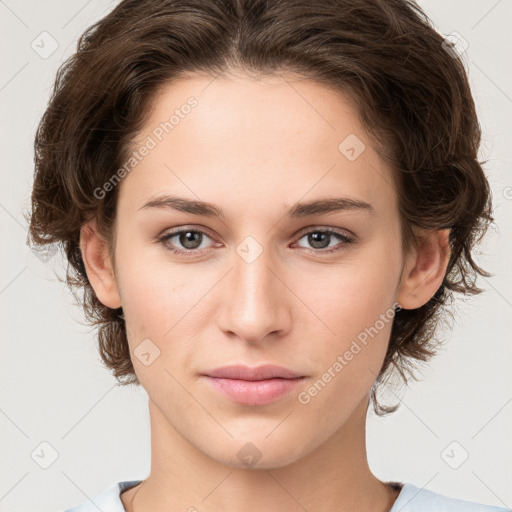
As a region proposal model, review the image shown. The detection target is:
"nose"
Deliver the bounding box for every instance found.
[216,240,292,344]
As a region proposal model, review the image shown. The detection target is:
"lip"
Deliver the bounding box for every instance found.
[201,365,306,406]
[203,364,304,380]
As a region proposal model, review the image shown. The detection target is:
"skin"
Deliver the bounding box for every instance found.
[80,72,450,512]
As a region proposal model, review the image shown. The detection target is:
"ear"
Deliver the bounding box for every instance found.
[396,228,451,309]
[79,220,122,309]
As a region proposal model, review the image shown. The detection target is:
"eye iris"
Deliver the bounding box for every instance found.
[309,232,330,249]
[180,231,202,249]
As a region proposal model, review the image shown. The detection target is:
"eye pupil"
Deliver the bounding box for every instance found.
[180,231,202,249]
[309,232,329,249]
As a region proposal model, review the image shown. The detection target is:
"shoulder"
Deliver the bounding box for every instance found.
[58,480,143,512]
[391,483,510,512]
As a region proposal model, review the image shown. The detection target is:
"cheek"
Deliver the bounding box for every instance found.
[295,289,396,417]
[112,240,184,359]
[290,246,401,389]
[116,267,191,395]
[293,247,401,342]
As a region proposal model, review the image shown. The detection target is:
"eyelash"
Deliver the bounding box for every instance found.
[157,226,354,257]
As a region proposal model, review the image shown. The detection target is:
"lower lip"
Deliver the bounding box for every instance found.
[203,376,305,405]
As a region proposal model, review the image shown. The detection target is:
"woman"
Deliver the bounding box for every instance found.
[28,0,507,510]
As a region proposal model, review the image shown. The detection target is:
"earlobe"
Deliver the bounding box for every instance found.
[396,229,451,310]
[79,220,122,309]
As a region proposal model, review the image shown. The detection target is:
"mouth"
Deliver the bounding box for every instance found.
[201,364,306,406]
[202,375,305,406]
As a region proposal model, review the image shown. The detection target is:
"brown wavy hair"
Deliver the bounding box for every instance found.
[27,0,492,415]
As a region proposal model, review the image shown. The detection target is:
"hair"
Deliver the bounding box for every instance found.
[28,0,492,415]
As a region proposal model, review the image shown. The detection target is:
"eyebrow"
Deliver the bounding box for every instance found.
[138,194,375,218]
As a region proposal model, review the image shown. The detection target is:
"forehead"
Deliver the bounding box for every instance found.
[118,73,397,219]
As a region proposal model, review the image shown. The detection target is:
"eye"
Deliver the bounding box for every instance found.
[157,226,354,257]
[158,227,216,256]
[294,228,354,254]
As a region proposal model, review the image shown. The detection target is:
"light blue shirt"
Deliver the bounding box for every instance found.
[60,480,510,511]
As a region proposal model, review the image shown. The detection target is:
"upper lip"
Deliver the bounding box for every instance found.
[203,364,304,381]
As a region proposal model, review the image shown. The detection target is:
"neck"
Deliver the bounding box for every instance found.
[122,395,400,512]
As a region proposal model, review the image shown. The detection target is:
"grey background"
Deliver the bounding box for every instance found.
[0,1,511,511]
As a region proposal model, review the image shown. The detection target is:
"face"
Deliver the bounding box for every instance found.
[93,73,409,468]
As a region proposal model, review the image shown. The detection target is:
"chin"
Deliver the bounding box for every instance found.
[204,431,312,470]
